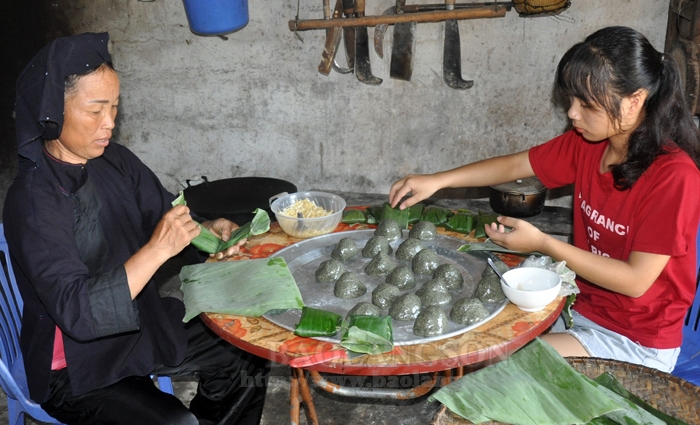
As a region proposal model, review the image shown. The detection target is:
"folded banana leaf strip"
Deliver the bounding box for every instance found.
[421,205,454,226]
[365,203,386,224]
[474,211,498,239]
[340,315,393,355]
[294,306,343,337]
[407,203,425,224]
[457,239,542,256]
[172,191,270,254]
[379,203,409,229]
[430,338,622,425]
[179,258,303,322]
[444,210,476,234]
[342,209,368,224]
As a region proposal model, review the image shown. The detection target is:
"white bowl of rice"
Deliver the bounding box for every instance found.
[269,191,346,238]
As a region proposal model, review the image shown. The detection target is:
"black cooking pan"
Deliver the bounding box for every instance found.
[183,176,297,225]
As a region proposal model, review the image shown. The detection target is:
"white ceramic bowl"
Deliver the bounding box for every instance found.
[500,267,562,312]
[270,191,346,239]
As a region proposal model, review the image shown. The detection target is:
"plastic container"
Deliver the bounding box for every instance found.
[500,267,561,312]
[270,191,346,239]
[182,0,249,36]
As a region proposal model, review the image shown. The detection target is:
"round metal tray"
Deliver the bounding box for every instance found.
[265,230,507,346]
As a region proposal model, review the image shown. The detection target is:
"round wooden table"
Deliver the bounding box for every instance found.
[200,219,566,424]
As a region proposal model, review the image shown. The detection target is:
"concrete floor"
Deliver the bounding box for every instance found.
[4,361,443,424]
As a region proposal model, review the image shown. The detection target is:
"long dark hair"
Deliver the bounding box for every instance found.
[556,26,700,190]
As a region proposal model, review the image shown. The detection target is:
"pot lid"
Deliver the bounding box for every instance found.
[491,177,546,194]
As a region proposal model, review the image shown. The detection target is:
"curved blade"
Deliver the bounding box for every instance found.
[373,6,396,59]
[443,19,473,90]
[355,26,383,85]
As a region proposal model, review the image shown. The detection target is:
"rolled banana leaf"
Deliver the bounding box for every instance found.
[444,211,476,234]
[421,205,454,227]
[342,209,368,224]
[294,306,343,338]
[365,203,386,224]
[340,315,393,355]
[407,203,425,225]
[474,211,499,239]
[379,203,409,229]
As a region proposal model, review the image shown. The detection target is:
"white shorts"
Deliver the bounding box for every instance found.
[549,310,680,373]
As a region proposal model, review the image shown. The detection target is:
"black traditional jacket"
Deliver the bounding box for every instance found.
[3,142,190,402]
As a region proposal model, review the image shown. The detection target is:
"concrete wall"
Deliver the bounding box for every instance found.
[1,0,669,208]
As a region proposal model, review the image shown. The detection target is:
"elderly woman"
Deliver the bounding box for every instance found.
[3,32,269,424]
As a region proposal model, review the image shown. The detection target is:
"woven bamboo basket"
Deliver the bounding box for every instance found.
[512,0,570,15]
[432,357,700,425]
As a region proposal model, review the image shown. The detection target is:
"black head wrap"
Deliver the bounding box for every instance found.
[14,32,112,171]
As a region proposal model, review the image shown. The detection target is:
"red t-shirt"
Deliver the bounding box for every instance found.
[529,130,700,348]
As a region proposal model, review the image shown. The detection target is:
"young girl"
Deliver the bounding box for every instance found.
[389,26,700,372]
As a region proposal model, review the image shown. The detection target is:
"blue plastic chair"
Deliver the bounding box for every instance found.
[0,224,174,424]
[671,227,700,385]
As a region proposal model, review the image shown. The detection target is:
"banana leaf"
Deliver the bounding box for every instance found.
[457,239,542,256]
[430,338,622,425]
[407,203,425,224]
[444,211,476,234]
[592,373,688,425]
[365,203,386,224]
[179,257,303,321]
[474,211,499,239]
[172,191,270,254]
[341,209,367,224]
[294,306,343,338]
[379,203,409,229]
[340,315,393,355]
[421,205,454,226]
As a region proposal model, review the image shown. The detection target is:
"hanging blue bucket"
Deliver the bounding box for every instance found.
[182,0,249,35]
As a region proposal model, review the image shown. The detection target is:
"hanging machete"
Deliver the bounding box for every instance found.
[389,0,416,81]
[443,0,473,89]
[354,0,382,85]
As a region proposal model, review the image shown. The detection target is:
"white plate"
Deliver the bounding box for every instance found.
[264,230,507,346]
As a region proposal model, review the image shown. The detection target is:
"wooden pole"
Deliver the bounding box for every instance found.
[288,5,507,31]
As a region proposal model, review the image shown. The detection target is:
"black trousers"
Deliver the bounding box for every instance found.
[41,318,270,425]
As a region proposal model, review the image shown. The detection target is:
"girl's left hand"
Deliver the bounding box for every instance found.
[204,218,239,241]
[484,216,547,254]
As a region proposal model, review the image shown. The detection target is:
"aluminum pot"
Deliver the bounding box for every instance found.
[489,177,547,218]
[182,176,297,225]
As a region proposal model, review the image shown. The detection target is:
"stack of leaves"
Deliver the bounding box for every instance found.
[293,308,394,355]
[431,338,688,425]
[179,257,303,322]
[172,191,270,254]
[341,315,393,355]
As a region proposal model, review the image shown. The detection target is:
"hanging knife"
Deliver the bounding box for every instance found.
[319,0,349,75]
[443,0,473,89]
[389,0,416,81]
[354,0,382,85]
[342,0,356,72]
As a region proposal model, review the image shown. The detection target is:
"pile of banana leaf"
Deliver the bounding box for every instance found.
[294,307,394,355]
[431,338,688,425]
[179,257,303,321]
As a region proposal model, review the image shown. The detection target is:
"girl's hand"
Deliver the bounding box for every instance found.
[389,174,443,210]
[484,216,547,254]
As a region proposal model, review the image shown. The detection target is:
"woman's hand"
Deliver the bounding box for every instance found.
[148,205,200,260]
[211,238,248,260]
[484,216,547,254]
[203,218,240,242]
[389,174,444,210]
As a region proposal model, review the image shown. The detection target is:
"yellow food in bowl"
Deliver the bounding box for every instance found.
[280,198,333,218]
